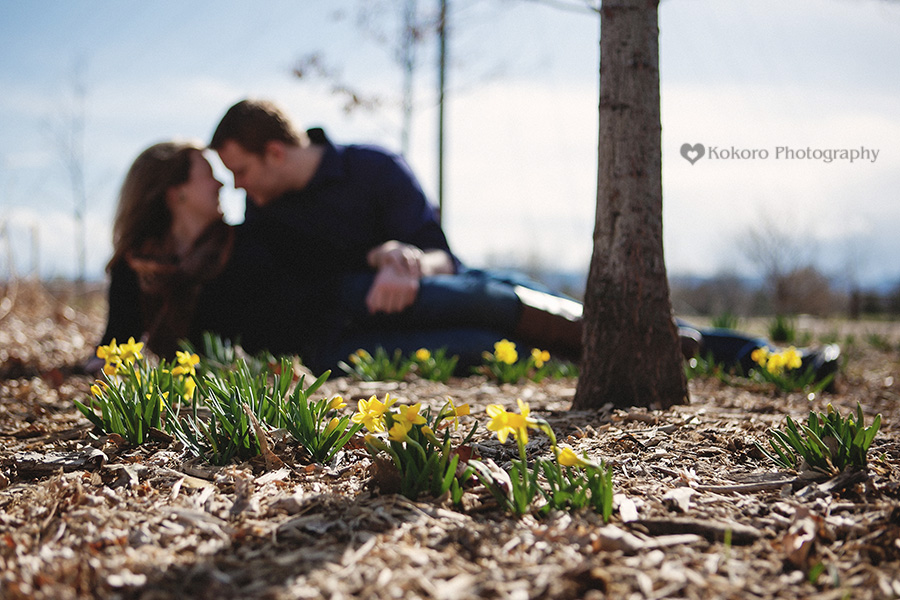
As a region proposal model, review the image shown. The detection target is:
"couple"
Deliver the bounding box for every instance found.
[95,98,839,381]
[95,99,584,375]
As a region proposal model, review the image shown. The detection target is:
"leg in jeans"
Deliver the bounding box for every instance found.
[335,269,582,361]
[676,318,770,372]
[336,271,522,333]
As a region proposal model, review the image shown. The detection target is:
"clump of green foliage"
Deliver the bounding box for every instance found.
[82,336,359,466]
[710,312,740,330]
[768,314,797,343]
[759,402,881,476]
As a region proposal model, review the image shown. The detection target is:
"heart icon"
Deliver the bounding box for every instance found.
[680,143,705,165]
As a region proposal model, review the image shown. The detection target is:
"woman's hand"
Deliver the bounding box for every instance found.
[364,240,456,314]
[365,262,420,314]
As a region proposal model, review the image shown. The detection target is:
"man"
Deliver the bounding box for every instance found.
[209,99,584,372]
[210,99,457,316]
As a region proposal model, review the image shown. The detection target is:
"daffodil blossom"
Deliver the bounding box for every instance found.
[440,397,471,430]
[351,393,398,433]
[324,417,341,435]
[168,351,200,399]
[782,347,803,370]
[531,348,551,368]
[349,349,372,366]
[97,339,124,376]
[555,446,594,468]
[119,337,144,365]
[486,399,533,444]
[395,402,427,431]
[752,346,803,377]
[172,351,199,376]
[493,339,519,365]
[96,339,120,362]
[415,348,431,362]
[388,421,413,442]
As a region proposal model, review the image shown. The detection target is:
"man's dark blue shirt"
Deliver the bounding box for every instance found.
[243,129,458,279]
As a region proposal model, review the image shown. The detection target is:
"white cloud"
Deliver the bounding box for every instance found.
[436,80,598,274]
[660,78,900,281]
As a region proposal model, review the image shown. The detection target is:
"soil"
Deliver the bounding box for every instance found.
[1,280,899,600]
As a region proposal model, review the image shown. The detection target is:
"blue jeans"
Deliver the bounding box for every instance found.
[310,277,773,375]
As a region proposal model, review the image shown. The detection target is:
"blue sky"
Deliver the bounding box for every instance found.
[1,0,898,289]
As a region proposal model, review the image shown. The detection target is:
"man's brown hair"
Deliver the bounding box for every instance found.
[209,99,302,155]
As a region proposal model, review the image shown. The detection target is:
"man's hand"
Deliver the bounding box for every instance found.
[365,263,420,314]
[366,241,424,278]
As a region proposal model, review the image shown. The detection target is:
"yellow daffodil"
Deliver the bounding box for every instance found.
[396,402,427,431]
[531,348,551,368]
[324,417,341,435]
[441,397,471,430]
[486,399,532,444]
[349,349,372,365]
[388,421,413,442]
[328,396,347,411]
[172,351,199,375]
[102,360,121,377]
[493,339,518,365]
[119,337,144,365]
[766,352,786,375]
[754,346,803,377]
[352,396,383,432]
[751,347,769,366]
[783,347,803,371]
[96,339,120,361]
[556,446,592,468]
[90,384,104,398]
[182,377,197,401]
[97,339,125,376]
[351,394,398,433]
[415,348,432,362]
[168,351,200,399]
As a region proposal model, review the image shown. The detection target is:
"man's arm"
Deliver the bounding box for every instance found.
[366,240,455,277]
[364,240,455,314]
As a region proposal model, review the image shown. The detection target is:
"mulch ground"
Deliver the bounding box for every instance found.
[1,280,899,599]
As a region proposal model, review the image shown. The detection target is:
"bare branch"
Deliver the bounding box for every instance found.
[293,53,385,114]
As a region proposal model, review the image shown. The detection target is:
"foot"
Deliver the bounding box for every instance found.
[678,326,702,360]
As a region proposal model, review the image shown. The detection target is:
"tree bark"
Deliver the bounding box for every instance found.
[572,0,688,410]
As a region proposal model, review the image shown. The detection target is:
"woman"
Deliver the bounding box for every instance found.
[95,141,305,365]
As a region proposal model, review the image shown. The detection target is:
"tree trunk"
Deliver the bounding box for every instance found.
[572,0,688,410]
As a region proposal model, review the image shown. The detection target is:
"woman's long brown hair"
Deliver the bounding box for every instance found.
[108,141,203,270]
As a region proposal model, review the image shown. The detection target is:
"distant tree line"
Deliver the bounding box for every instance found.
[670,267,900,319]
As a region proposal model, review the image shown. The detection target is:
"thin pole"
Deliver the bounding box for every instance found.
[437,0,447,221]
